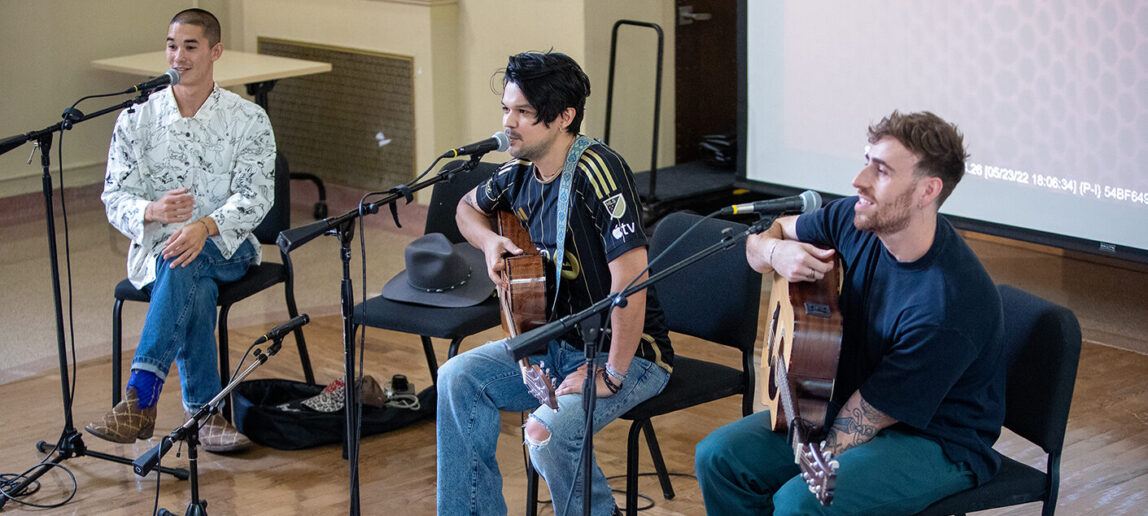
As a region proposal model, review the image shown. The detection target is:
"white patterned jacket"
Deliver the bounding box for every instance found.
[102,85,276,289]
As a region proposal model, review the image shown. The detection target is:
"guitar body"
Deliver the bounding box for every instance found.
[761,262,844,505]
[494,210,557,410]
[762,263,843,434]
[496,211,548,334]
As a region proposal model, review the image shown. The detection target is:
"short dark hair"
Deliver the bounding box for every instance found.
[170,8,221,47]
[868,110,968,206]
[498,51,591,135]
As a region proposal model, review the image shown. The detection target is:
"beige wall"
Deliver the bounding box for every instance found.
[0,0,676,201]
[0,0,192,196]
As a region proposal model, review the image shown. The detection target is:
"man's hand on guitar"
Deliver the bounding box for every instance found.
[770,240,836,283]
[482,236,523,290]
[554,364,616,398]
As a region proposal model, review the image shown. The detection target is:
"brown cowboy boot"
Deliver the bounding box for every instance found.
[85,387,157,443]
[192,411,252,453]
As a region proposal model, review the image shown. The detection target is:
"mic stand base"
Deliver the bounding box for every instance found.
[0,127,190,510]
[0,428,191,510]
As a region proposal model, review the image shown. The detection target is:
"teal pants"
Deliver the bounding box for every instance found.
[695,411,975,515]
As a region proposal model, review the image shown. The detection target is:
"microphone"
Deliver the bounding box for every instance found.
[120,69,180,94]
[133,438,174,477]
[720,190,822,216]
[503,314,578,362]
[253,314,310,345]
[440,132,510,158]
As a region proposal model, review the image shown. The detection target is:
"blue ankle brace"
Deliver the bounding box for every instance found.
[128,369,163,409]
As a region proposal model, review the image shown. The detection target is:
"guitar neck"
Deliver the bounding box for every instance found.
[773,358,800,437]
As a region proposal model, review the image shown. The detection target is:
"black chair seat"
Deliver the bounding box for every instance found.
[218,263,287,305]
[353,294,501,339]
[114,278,152,302]
[622,357,744,420]
[917,454,1048,516]
[113,262,289,307]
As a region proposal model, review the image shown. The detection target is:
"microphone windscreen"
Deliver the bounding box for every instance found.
[801,190,822,213]
[492,131,510,152]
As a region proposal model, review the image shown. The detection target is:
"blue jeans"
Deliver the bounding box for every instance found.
[132,239,257,411]
[436,339,670,516]
[695,411,976,515]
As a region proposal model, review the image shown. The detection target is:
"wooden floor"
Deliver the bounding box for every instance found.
[1,314,1146,515]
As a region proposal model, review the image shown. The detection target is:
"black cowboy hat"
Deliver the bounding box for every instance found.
[381,233,494,307]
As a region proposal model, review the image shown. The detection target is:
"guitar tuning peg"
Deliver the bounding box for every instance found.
[808,485,817,495]
[829,460,840,470]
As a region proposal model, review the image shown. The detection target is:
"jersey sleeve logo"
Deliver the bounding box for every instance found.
[603,193,627,220]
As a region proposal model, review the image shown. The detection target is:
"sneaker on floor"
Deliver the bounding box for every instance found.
[85,387,157,444]
[192,411,252,454]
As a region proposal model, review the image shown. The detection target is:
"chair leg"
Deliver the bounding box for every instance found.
[218,304,233,422]
[447,337,463,360]
[525,454,540,516]
[625,419,675,516]
[626,420,643,516]
[283,275,315,384]
[112,299,126,407]
[421,336,440,386]
[641,420,675,500]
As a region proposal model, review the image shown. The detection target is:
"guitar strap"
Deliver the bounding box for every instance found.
[550,134,594,317]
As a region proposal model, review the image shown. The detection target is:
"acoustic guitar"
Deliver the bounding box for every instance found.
[761,261,843,505]
[494,210,558,410]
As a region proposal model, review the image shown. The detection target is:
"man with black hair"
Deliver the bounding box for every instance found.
[695,111,1006,514]
[85,8,274,454]
[437,51,674,515]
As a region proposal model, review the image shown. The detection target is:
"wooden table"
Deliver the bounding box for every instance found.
[92,50,332,109]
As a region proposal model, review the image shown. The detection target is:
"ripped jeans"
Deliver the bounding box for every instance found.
[435,339,670,516]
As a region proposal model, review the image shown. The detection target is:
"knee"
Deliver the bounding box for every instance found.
[524,417,551,446]
[436,353,467,389]
[435,360,463,409]
[695,430,727,475]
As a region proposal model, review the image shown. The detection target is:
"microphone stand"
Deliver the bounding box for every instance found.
[134,318,306,516]
[275,155,487,515]
[0,88,189,510]
[504,212,778,516]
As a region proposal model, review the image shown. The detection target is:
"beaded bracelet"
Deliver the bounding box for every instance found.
[600,367,622,394]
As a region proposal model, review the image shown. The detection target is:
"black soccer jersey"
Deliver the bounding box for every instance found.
[475,141,673,371]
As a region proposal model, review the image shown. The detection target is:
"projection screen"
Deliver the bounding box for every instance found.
[739,0,1148,263]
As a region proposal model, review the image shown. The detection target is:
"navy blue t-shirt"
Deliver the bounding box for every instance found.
[475,142,673,371]
[796,196,1005,485]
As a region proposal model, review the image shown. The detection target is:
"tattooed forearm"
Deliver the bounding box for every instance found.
[463,189,480,210]
[822,394,896,457]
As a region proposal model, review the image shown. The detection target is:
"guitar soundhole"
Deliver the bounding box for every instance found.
[767,305,781,400]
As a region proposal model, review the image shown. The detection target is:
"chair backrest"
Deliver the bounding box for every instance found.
[253,151,291,245]
[424,160,500,243]
[997,284,1081,453]
[649,212,762,354]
